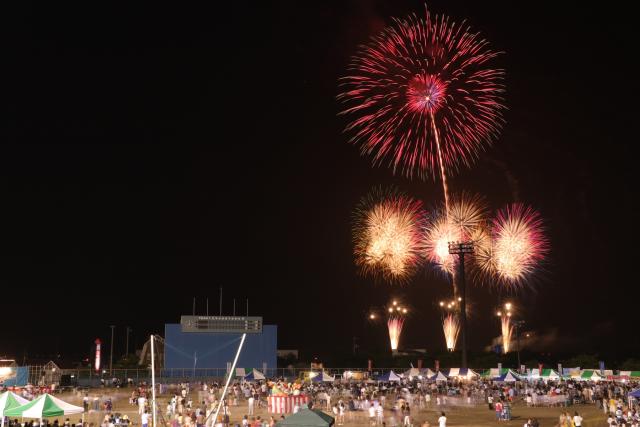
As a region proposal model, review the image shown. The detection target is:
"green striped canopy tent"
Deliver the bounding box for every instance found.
[1,391,29,416]
[1,391,30,427]
[4,394,83,419]
[580,370,604,381]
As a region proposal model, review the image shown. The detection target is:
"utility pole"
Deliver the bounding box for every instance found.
[514,320,525,370]
[448,241,474,368]
[125,327,131,357]
[109,325,115,375]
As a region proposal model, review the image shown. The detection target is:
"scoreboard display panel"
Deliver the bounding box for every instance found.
[180,315,263,333]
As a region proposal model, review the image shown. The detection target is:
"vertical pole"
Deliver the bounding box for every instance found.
[126,327,131,357]
[233,299,236,316]
[459,254,468,368]
[151,335,157,427]
[206,298,209,316]
[193,297,196,315]
[516,324,521,369]
[246,300,249,316]
[219,287,223,315]
[110,325,115,375]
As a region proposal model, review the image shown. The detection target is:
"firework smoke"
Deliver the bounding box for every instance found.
[353,188,426,282]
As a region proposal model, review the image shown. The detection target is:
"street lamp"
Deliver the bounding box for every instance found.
[448,240,474,368]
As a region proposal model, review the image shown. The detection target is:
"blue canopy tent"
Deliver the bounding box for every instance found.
[310,372,335,383]
[429,371,449,382]
[244,369,266,381]
[495,371,521,382]
[376,370,401,382]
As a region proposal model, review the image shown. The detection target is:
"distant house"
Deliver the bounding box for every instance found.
[42,361,62,385]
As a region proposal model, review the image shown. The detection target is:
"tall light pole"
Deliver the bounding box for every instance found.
[109,325,115,375]
[514,320,525,369]
[125,327,132,357]
[448,241,474,368]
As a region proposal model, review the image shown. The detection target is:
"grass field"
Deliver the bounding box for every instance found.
[44,389,609,427]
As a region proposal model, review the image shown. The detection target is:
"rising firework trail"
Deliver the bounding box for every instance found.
[477,204,548,287]
[339,6,505,211]
[353,188,427,283]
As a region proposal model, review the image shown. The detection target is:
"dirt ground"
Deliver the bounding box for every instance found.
[46,389,609,427]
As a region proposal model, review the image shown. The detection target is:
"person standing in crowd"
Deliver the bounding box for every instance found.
[247,394,254,416]
[403,404,411,426]
[138,395,146,416]
[141,411,149,427]
[438,412,447,427]
[573,411,583,427]
[495,400,503,421]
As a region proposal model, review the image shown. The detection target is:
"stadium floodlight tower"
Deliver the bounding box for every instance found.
[448,240,474,368]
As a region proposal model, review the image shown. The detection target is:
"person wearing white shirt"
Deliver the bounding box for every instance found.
[141,412,150,427]
[438,412,447,427]
[573,411,583,427]
[368,405,375,424]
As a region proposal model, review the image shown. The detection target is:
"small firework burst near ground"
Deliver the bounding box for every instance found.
[353,189,426,283]
[338,7,505,181]
[387,300,408,351]
[443,313,460,351]
[501,315,513,353]
[387,317,405,351]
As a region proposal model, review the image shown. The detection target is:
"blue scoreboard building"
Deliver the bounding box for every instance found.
[164,316,277,371]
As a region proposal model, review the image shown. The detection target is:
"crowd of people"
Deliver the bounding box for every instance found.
[4,375,640,426]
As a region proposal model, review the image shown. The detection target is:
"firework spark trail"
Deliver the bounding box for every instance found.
[443,313,460,351]
[353,189,426,283]
[430,110,449,216]
[387,317,405,350]
[339,7,505,182]
[501,315,513,353]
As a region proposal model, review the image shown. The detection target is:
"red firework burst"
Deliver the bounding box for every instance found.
[338,7,505,180]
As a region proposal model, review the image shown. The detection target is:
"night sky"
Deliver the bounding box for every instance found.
[2,1,639,363]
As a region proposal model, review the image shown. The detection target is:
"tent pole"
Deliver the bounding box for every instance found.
[208,334,246,426]
[151,335,157,427]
